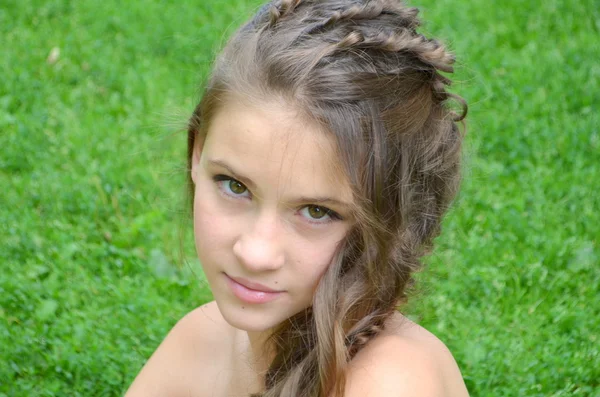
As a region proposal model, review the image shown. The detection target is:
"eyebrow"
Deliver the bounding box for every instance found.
[207,159,353,210]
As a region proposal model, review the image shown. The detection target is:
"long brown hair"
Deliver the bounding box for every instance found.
[187,1,467,395]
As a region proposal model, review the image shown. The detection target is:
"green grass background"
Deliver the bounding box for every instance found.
[1,0,598,395]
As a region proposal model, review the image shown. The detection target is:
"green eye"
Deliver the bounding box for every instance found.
[307,205,327,219]
[213,175,250,197]
[228,180,247,195]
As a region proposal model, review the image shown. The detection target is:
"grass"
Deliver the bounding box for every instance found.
[1,0,598,395]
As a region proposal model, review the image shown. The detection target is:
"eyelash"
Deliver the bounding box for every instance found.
[212,174,343,225]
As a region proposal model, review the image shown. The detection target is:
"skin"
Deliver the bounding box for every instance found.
[125,97,470,397]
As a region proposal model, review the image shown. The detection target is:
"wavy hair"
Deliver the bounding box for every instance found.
[187,0,467,395]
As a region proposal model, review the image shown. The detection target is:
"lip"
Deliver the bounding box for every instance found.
[224,274,284,304]
[229,275,281,293]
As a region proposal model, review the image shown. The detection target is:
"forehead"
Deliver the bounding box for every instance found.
[203,98,352,202]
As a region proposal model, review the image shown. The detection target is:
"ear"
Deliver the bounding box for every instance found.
[190,133,205,185]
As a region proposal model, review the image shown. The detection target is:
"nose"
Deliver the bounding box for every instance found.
[232,210,285,272]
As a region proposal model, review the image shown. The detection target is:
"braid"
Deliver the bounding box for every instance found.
[334,28,456,71]
[344,306,394,358]
[269,0,304,26]
[328,28,462,123]
[303,2,398,35]
[318,2,386,28]
[271,1,462,121]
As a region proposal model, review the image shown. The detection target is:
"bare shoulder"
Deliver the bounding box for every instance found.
[125,301,234,397]
[345,313,469,397]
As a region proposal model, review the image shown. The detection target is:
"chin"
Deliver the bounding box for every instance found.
[213,296,290,333]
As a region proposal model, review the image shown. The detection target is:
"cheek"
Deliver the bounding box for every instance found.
[292,237,342,288]
[193,187,235,256]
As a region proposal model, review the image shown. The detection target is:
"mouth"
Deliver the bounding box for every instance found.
[224,273,284,304]
[228,275,282,293]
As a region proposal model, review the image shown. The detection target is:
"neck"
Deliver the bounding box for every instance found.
[235,328,275,392]
[248,329,274,372]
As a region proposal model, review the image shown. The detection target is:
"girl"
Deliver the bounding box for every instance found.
[127,0,469,396]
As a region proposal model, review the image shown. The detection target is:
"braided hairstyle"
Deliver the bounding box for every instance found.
[187,1,467,396]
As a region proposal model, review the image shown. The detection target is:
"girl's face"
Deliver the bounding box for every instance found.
[191,97,354,332]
